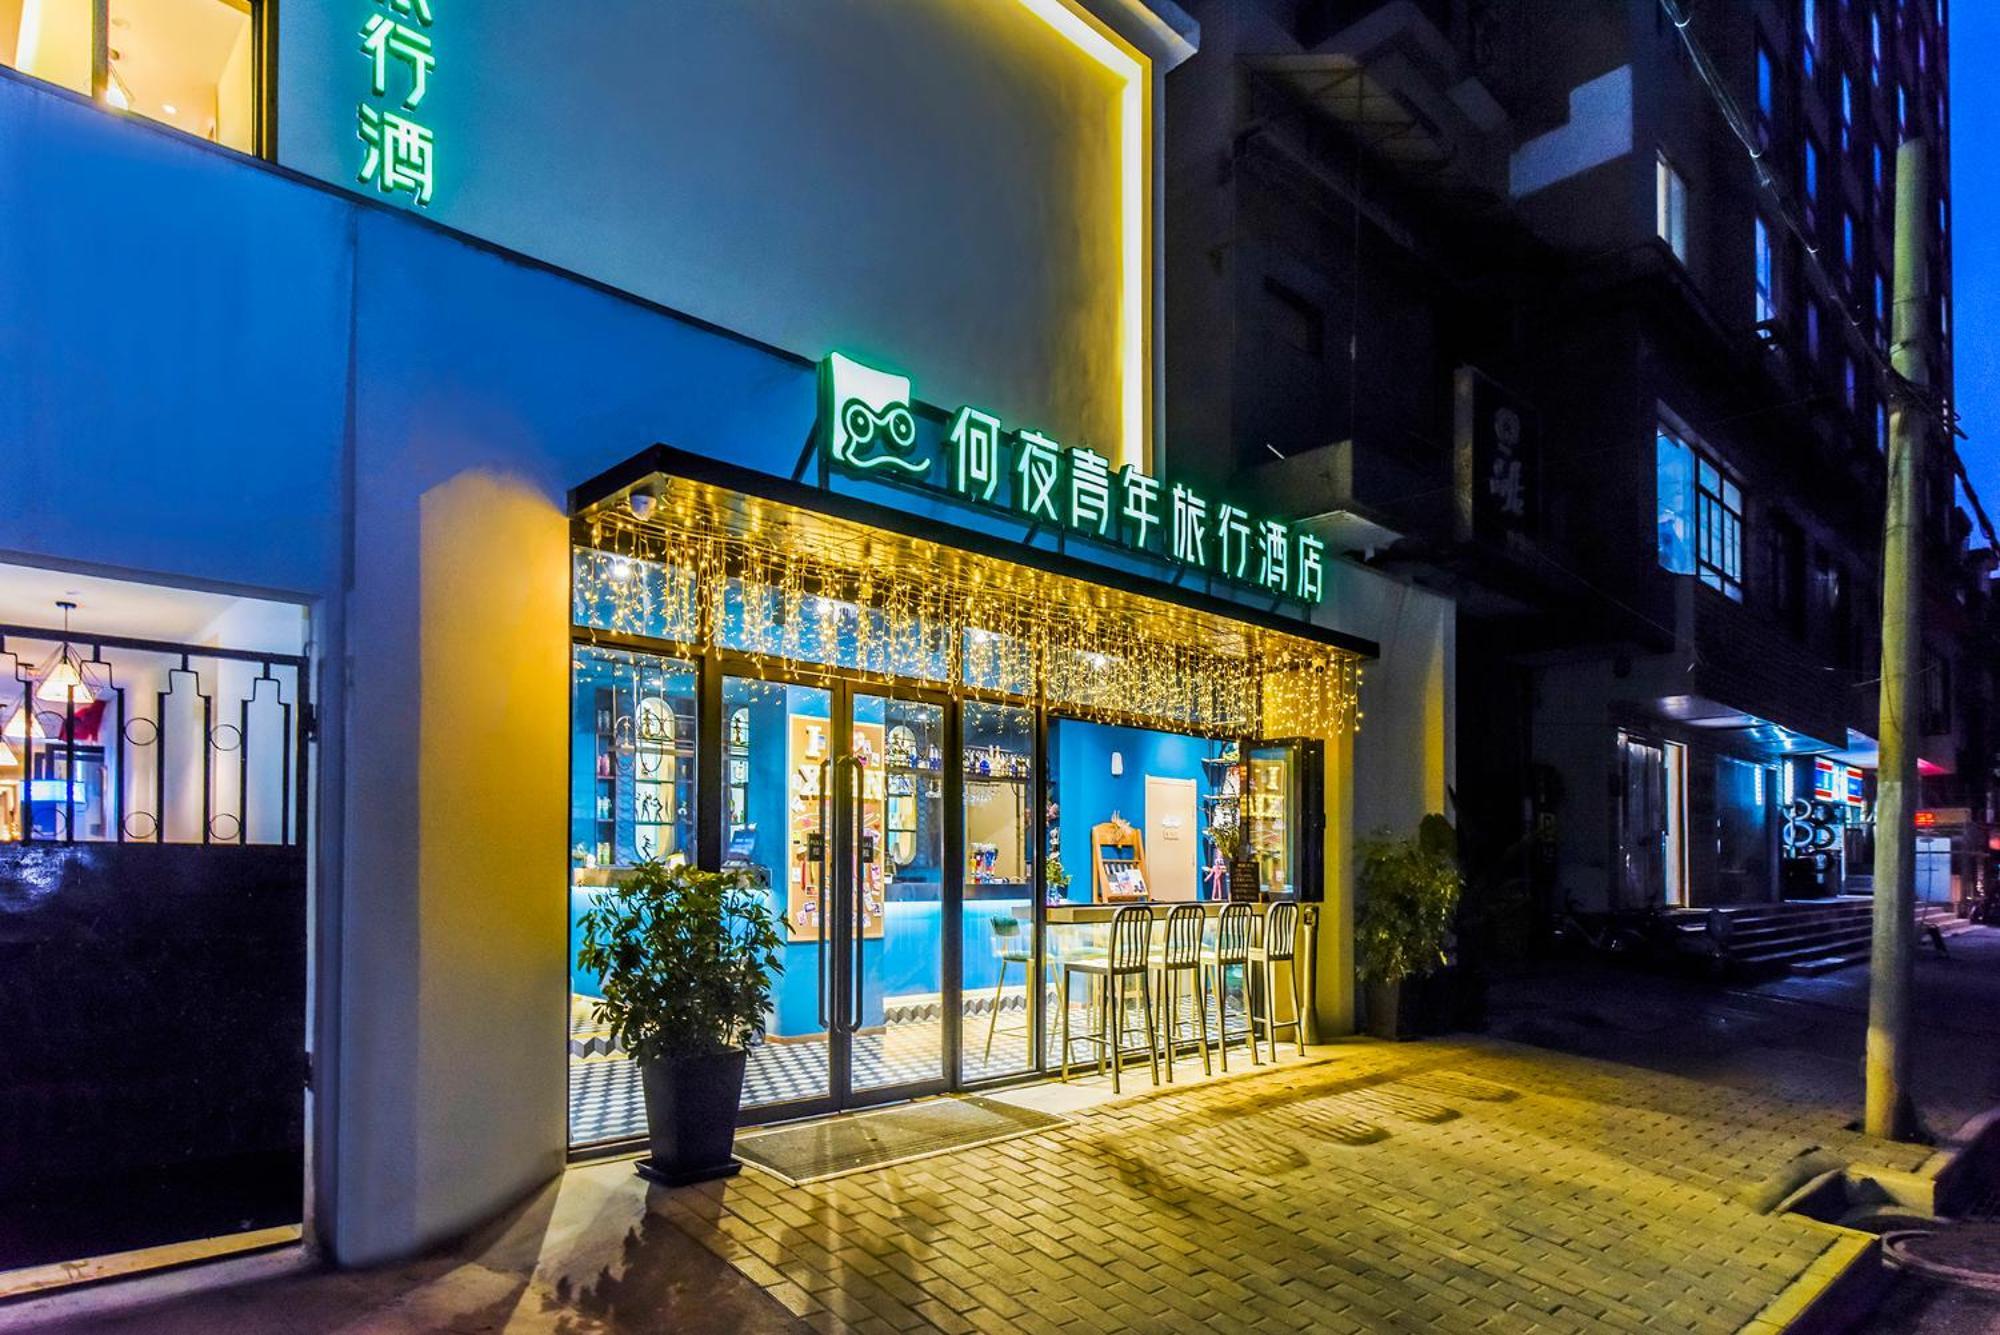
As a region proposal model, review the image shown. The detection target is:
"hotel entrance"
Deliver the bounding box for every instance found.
[565,450,1366,1150]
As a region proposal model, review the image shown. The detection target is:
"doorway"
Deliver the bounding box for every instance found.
[732,677,955,1119]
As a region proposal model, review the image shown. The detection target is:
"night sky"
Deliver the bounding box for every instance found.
[1951,5,1998,512]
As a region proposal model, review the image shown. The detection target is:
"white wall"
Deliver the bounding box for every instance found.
[279,0,1173,469]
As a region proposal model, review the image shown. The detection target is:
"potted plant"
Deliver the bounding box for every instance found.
[1356,814,1462,1040]
[575,861,785,1185]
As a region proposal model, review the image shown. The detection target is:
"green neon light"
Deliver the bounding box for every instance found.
[356,0,437,207]
[1215,504,1252,580]
[1013,430,1064,524]
[821,354,928,474]
[1296,532,1326,603]
[1170,484,1210,568]
[362,14,434,108]
[1257,519,1291,594]
[948,406,1002,501]
[357,104,435,204]
[375,0,434,22]
[1118,465,1161,551]
[810,355,1326,604]
[1067,446,1113,537]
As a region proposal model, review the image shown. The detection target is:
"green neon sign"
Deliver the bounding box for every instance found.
[357,0,437,206]
[817,354,1326,604]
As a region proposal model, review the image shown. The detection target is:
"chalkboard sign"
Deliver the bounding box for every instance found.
[1228,858,1261,902]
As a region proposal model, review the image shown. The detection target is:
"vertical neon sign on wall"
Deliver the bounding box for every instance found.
[357,0,437,206]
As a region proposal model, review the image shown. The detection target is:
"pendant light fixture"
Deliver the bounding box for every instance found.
[35,601,95,706]
[1,700,46,743]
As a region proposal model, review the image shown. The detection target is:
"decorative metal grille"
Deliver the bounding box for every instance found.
[0,625,309,847]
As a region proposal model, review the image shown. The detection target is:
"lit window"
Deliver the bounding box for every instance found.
[1878,403,1889,453]
[1656,152,1689,263]
[1756,42,1776,140]
[1840,74,1853,153]
[1755,217,1777,324]
[1843,212,1856,270]
[1871,13,1883,81]
[1875,273,1888,342]
[1898,84,1908,132]
[1804,138,1820,217]
[1873,143,1885,204]
[1802,0,1819,76]
[1,0,262,153]
[1658,425,1744,601]
[1844,358,1857,410]
[1807,302,1822,361]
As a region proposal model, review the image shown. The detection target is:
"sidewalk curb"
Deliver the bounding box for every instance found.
[1739,1223,1885,1335]
[1743,1105,2000,1332]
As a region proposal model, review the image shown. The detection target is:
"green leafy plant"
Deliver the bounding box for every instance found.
[574,862,786,1064]
[1355,814,1462,986]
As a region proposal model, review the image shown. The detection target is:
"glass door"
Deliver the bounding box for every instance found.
[843,690,951,1102]
[723,675,835,1114]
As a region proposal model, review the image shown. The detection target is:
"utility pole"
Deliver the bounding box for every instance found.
[1865,138,1930,1141]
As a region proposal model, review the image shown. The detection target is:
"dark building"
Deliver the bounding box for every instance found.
[1164,0,1990,944]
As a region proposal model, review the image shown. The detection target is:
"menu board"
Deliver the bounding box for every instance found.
[1228,857,1262,903]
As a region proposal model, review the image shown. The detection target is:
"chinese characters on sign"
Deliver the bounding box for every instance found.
[819,354,1327,604]
[357,0,436,206]
[1452,365,1538,549]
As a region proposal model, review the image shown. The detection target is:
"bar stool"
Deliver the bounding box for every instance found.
[1248,900,1306,1062]
[1200,903,1259,1070]
[1149,904,1210,1081]
[1060,905,1159,1092]
[982,914,1034,1064]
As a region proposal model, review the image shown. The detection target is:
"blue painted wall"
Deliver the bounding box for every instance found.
[1053,719,1223,902]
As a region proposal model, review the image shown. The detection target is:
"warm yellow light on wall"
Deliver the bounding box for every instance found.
[1015,0,1149,473]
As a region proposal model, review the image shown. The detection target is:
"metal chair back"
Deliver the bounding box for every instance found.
[990,914,1030,958]
[1262,901,1299,961]
[1107,905,1155,973]
[1160,904,1205,968]
[1213,903,1254,965]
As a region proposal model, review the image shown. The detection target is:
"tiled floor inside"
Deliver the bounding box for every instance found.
[570,988,1271,1145]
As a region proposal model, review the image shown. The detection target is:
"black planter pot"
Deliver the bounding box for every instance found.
[1364,979,1420,1040]
[634,1048,747,1187]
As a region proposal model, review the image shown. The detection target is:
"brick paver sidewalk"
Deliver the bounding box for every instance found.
[654,1038,1931,1334]
[19,1037,1938,1333]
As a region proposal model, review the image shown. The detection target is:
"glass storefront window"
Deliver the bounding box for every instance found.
[962,701,1034,1083]
[718,579,949,682]
[571,548,698,643]
[3,0,259,150]
[569,645,696,872]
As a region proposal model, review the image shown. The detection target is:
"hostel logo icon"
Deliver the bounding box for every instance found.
[821,354,928,476]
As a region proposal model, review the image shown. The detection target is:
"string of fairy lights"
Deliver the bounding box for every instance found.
[574,500,1364,740]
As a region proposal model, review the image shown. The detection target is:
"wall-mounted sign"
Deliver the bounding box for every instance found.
[1915,807,1970,830]
[818,354,1326,604]
[1813,757,1839,803]
[357,0,437,207]
[1845,767,1866,806]
[1452,366,1538,549]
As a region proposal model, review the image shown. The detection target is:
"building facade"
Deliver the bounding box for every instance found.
[0,0,1457,1284]
[1162,0,1987,941]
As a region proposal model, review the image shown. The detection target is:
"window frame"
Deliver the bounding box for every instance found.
[1754,216,1778,325]
[1657,420,1745,602]
[1656,151,1689,264]
[5,0,275,158]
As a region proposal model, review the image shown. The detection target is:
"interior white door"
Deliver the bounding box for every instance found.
[1144,775,1199,902]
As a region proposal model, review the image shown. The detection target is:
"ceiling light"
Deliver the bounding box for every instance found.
[2,704,47,743]
[35,601,96,705]
[162,102,178,116]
